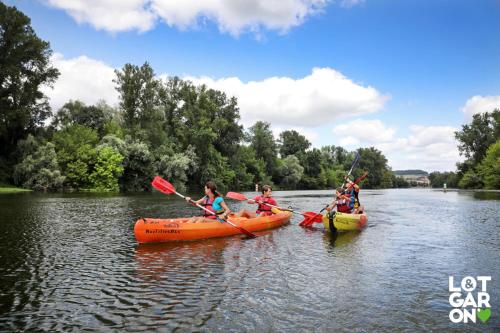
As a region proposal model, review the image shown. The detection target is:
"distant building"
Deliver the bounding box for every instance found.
[401,175,430,187]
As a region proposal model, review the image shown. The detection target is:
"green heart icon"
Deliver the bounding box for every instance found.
[477,308,491,323]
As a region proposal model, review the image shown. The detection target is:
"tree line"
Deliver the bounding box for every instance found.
[1,3,405,192]
[429,110,500,189]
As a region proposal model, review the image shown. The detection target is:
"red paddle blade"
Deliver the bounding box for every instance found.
[225,192,248,201]
[151,176,176,195]
[299,212,323,226]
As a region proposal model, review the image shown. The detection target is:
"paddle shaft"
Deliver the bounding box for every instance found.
[230,192,309,216]
[252,200,305,216]
[175,191,256,235]
[341,153,360,190]
[301,155,360,227]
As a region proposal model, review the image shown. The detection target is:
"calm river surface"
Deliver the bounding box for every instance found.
[0,189,499,332]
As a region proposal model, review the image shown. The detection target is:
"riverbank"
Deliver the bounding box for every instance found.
[0,186,32,193]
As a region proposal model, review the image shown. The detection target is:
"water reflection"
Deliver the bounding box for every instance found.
[472,191,500,200]
[323,231,361,249]
[134,238,232,282]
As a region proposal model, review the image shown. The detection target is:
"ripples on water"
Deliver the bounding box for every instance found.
[0,189,499,332]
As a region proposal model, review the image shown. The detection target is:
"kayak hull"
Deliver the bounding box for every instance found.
[134,211,291,243]
[322,212,368,232]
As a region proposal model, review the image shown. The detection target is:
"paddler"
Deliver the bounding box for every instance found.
[324,187,355,232]
[326,187,355,215]
[344,176,364,214]
[236,185,278,218]
[185,181,232,223]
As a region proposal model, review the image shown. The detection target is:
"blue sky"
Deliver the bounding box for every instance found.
[9,0,500,171]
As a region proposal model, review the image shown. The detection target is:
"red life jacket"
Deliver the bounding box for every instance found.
[336,197,353,213]
[202,196,224,219]
[256,195,274,216]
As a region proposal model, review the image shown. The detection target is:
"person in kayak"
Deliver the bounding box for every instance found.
[185,181,231,223]
[236,185,278,218]
[326,187,355,214]
[324,187,355,232]
[344,177,364,214]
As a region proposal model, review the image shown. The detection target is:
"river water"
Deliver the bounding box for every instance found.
[0,189,498,332]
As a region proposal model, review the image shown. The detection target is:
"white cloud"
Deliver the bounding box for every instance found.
[187,67,389,127]
[152,0,327,36]
[332,119,395,144]
[43,55,385,127]
[331,120,462,171]
[461,95,500,120]
[46,0,157,33]
[44,0,362,36]
[42,53,119,112]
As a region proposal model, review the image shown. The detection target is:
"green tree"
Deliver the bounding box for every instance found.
[0,3,59,179]
[247,121,278,178]
[114,62,164,145]
[356,147,391,188]
[477,140,500,189]
[51,100,114,137]
[53,124,98,189]
[229,145,269,190]
[391,174,410,188]
[279,155,304,190]
[278,130,311,158]
[300,148,325,189]
[120,139,156,192]
[429,171,458,188]
[13,139,64,191]
[89,147,124,192]
[455,110,500,166]
[157,146,198,193]
[458,170,483,189]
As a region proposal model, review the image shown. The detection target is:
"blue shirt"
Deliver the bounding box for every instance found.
[205,196,224,211]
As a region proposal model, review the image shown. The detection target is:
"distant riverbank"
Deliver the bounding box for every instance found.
[0,186,32,193]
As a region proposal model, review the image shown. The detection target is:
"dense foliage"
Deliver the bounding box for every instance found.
[0,3,59,181]
[453,110,500,189]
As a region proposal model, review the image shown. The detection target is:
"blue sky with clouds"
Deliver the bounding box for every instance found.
[9,0,500,171]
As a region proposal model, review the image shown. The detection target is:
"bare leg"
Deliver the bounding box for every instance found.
[236,209,257,219]
[187,216,204,223]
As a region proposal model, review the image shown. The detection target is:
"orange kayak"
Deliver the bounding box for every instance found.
[134,211,291,243]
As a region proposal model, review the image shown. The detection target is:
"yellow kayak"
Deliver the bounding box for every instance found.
[322,212,368,232]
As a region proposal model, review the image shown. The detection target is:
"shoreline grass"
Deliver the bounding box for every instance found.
[0,186,32,193]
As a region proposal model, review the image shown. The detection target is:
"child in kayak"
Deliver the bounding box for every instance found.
[345,177,365,214]
[326,187,355,214]
[236,185,277,218]
[324,187,355,232]
[185,181,232,223]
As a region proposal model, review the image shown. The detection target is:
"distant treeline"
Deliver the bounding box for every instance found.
[0,4,409,192]
[429,110,500,189]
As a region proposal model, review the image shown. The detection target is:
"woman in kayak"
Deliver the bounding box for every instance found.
[185,181,232,223]
[236,185,278,218]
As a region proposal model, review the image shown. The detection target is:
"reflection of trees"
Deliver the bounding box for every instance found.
[133,238,235,329]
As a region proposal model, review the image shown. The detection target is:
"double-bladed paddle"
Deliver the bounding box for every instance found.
[299,152,362,227]
[151,176,257,239]
[225,191,323,223]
